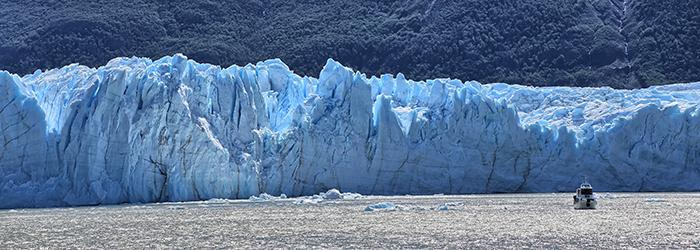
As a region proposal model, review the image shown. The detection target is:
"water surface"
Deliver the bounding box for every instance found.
[1,193,698,248]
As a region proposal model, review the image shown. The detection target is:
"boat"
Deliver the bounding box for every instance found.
[573,182,597,209]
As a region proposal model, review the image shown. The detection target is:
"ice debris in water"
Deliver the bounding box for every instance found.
[436,202,464,211]
[644,198,668,203]
[203,198,236,203]
[294,189,363,204]
[599,193,616,199]
[249,193,288,202]
[364,202,397,212]
[322,189,342,200]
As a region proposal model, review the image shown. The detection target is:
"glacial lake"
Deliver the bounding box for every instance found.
[1,193,698,248]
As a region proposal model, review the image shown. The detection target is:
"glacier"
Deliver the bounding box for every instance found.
[1,54,699,208]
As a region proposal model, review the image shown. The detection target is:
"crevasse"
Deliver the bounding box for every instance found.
[1,54,699,208]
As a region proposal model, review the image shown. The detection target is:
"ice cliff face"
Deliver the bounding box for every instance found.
[2,54,699,208]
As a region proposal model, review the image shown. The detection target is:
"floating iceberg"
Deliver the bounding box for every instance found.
[321,189,342,200]
[1,54,700,208]
[249,193,287,202]
[293,189,363,204]
[364,202,397,212]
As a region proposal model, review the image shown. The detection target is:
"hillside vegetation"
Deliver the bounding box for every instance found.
[1,0,698,88]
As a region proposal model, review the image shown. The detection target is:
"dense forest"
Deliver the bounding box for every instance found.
[0,0,698,88]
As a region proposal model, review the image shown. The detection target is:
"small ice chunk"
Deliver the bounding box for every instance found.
[364,202,396,212]
[645,197,667,203]
[436,202,463,211]
[294,198,319,204]
[341,192,363,200]
[204,198,234,203]
[295,189,363,204]
[322,189,342,200]
[599,193,616,199]
[249,193,287,202]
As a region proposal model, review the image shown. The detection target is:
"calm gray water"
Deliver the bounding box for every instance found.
[1,193,698,249]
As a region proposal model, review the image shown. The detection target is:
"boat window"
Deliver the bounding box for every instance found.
[580,188,592,195]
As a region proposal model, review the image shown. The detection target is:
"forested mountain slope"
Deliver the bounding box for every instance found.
[0,0,698,88]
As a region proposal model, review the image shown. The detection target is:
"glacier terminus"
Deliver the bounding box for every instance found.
[1,54,699,208]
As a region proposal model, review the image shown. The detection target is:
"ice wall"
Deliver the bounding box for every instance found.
[1,54,699,208]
